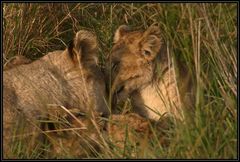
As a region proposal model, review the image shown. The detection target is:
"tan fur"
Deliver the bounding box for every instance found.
[4,55,32,70]
[109,25,194,121]
[131,67,183,120]
[44,112,171,158]
[46,109,106,158]
[107,113,172,156]
[3,30,109,158]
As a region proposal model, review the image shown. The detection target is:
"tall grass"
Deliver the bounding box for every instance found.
[2,3,237,159]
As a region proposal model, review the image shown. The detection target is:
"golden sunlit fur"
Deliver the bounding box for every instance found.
[109,25,194,121]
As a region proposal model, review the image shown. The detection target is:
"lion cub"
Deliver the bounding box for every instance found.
[3,30,109,158]
[109,25,194,121]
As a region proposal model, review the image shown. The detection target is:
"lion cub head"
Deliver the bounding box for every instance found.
[109,25,166,106]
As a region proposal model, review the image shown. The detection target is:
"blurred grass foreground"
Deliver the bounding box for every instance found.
[2,2,237,159]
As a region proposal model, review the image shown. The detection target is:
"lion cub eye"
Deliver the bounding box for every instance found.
[112,61,120,72]
[142,50,151,56]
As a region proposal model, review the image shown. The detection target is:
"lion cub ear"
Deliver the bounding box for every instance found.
[68,30,98,66]
[141,26,163,61]
[113,25,131,43]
